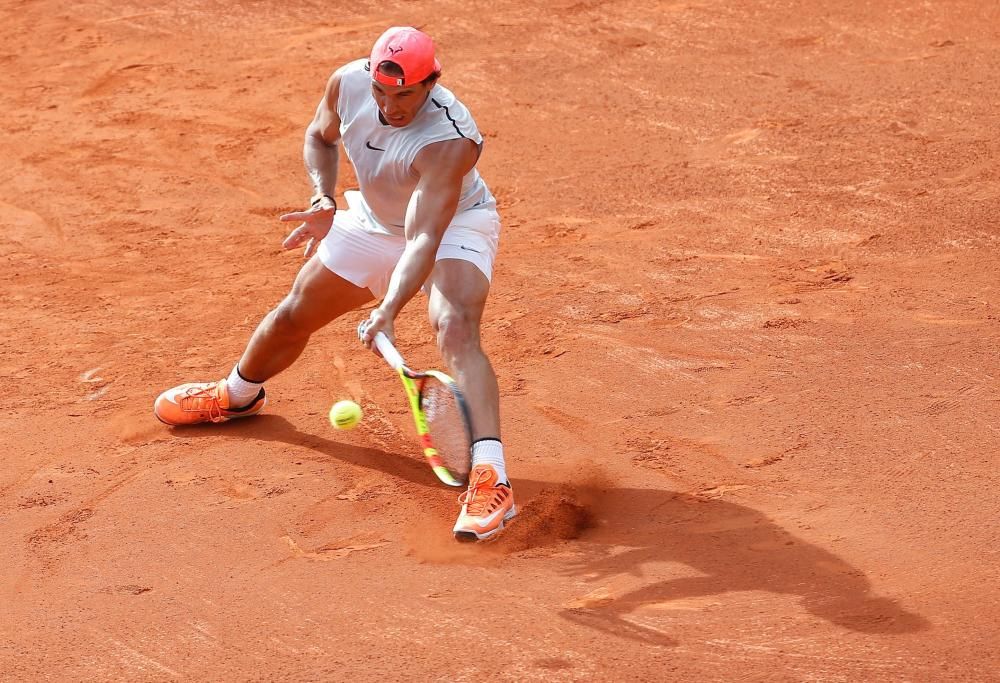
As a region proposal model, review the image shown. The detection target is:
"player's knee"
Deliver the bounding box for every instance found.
[434,312,479,362]
[269,297,313,341]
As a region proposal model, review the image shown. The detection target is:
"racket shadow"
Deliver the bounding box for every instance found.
[171,414,440,488]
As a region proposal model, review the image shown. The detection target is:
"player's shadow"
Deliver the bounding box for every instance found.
[549,487,931,646]
[170,415,929,646]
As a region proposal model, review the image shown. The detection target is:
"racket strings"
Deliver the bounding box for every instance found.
[421,382,471,479]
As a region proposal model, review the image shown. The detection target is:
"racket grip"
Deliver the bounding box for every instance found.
[373,332,406,371]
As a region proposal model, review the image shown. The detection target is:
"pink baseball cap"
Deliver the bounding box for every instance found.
[369,26,442,87]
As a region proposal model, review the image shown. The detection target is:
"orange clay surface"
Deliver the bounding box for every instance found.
[2,1,999,680]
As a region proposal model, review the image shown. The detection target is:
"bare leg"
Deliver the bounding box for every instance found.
[426,259,499,439]
[238,256,373,381]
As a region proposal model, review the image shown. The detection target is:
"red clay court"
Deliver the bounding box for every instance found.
[1,1,998,680]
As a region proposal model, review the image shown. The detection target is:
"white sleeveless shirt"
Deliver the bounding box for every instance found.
[337,59,496,236]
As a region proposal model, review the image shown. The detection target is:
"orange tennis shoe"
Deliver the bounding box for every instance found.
[453,464,516,541]
[154,379,266,426]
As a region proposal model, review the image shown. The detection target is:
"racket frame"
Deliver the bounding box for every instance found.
[374,332,473,487]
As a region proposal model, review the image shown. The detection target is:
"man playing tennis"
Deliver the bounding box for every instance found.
[154,26,515,541]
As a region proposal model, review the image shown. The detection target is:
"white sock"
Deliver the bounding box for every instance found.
[226,365,264,408]
[471,438,508,485]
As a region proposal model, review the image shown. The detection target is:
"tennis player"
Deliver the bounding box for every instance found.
[154,27,515,541]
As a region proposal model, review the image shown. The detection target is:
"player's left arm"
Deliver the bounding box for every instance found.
[359,137,479,348]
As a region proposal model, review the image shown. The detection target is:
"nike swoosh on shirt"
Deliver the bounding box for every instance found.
[365,141,386,152]
[459,245,481,253]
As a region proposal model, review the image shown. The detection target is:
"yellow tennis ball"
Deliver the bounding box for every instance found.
[329,400,362,430]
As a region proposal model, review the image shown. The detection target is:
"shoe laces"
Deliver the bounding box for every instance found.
[458,468,497,516]
[182,383,224,422]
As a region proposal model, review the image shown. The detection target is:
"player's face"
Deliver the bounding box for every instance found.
[370,80,433,127]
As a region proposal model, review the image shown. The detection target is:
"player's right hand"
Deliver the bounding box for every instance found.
[279,197,336,258]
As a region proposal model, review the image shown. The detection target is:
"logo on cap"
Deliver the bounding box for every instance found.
[388,45,403,56]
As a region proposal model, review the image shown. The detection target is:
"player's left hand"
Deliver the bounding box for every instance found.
[279,196,336,258]
[358,308,395,353]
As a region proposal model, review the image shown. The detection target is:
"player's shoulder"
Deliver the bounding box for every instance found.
[333,58,370,87]
[423,84,480,141]
[412,137,479,183]
[426,83,465,112]
[328,59,372,116]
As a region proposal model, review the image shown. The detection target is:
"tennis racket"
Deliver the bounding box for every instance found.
[373,332,473,487]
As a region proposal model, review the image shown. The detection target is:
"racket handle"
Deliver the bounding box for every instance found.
[373,332,406,371]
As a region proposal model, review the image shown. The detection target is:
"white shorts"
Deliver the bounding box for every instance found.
[317,191,501,299]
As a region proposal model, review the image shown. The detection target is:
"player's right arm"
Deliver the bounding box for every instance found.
[303,68,344,199]
[280,66,347,257]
